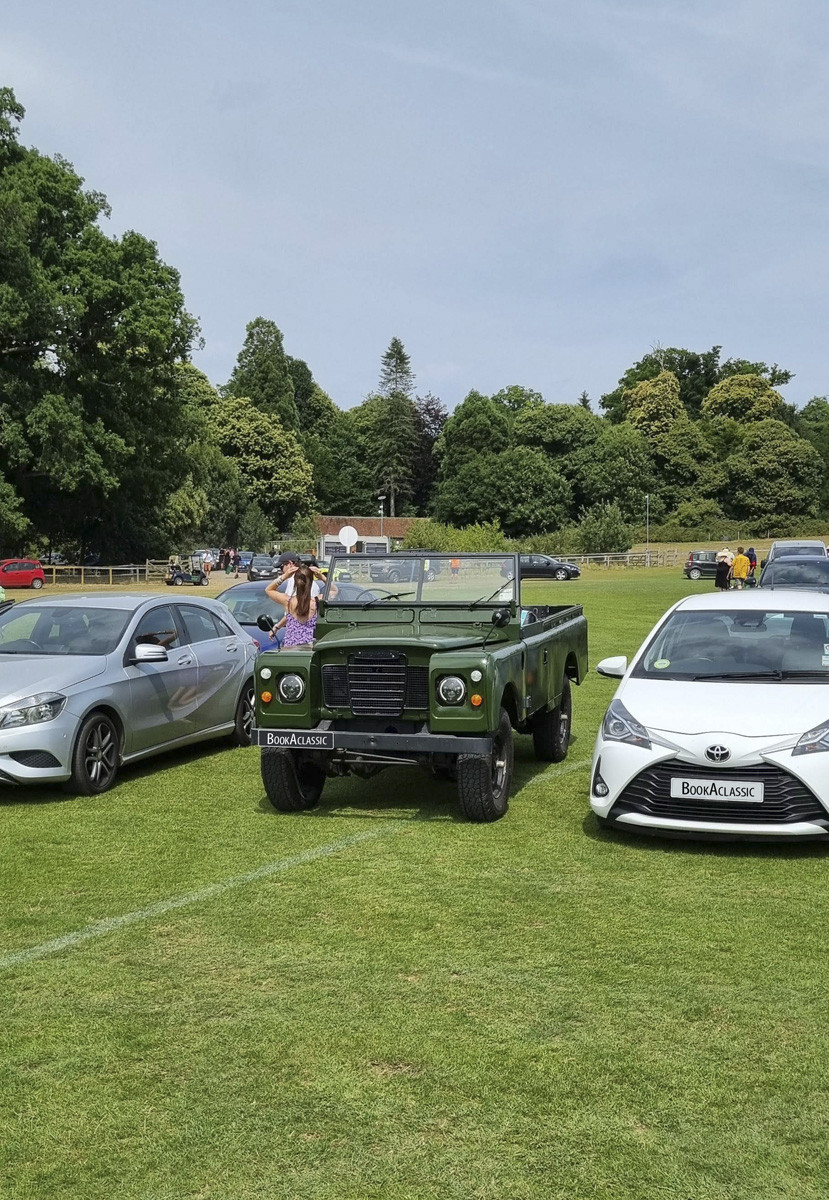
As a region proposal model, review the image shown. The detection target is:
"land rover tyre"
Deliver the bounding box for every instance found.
[31,577,44,589]
[261,749,326,812]
[232,678,255,746]
[554,568,568,581]
[456,707,513,822]
[688,568,702,580]
[532,676,571,762]
[69,711,120,795]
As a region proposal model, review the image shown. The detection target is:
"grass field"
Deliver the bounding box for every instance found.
[2,569,829,1199]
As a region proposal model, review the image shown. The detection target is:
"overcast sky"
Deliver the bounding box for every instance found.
[2,0,827,410]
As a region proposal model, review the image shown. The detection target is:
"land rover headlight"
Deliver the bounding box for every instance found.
[437,675,466,706]
[278,673,305,703]
[0,692,67,728]
[793,717,829,756]
[601,699,651,749]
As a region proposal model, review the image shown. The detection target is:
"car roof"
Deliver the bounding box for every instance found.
[771,539,826,548]
[11,592,224,611]
[675,590,829,613]
[764,555,829,566]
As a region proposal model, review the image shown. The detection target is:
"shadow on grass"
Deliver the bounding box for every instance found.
[582,811,829,859]
[0,738,232,807]
[256,735,552,822]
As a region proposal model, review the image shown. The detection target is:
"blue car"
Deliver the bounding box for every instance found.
[216,579,377,651]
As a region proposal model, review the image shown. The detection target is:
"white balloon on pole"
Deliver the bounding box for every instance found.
[338,525,359,549]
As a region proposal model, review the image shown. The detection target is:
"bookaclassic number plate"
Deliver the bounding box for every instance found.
[254,729,335,750]
[670,777,764,803]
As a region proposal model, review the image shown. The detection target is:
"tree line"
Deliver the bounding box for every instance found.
[3,86,829,560]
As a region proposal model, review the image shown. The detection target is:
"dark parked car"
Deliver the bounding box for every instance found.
[518,554,580,581]
[370,555,442,584]
[683,549,721,580]
[247,555,280,581]
[761,540,828,569]
[758,556,829,591]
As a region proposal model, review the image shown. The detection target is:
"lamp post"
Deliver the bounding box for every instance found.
[378,494,386,540]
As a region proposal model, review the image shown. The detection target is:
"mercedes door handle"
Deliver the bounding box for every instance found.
[177,656,193,666]
[226,643,238,652]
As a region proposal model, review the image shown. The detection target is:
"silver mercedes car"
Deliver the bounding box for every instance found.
[0,594,257,794]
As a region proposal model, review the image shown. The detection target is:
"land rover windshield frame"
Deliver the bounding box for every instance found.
[322,553,517,606]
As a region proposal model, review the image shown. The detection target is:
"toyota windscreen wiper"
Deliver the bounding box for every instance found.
[780,669,829,680]
[362,591,417,609]
[692,670,783,681]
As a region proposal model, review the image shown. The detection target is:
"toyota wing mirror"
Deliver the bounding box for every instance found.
[596,655,627,678]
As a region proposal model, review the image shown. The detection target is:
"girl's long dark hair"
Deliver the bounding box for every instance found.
[293,565,314,620]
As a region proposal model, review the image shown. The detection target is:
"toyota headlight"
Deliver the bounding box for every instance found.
[437,675,466,705]
[793,717,829,756]
[601,699,651,749]
[0,693,67,729]
[278,673,306,703]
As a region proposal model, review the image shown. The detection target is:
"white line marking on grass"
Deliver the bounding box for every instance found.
[549,758,591,777]
[0,824,403,973]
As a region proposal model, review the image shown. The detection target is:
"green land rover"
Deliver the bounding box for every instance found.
[252,553,588,822]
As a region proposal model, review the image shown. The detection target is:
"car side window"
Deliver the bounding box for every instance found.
[2,562,19,573]
[212,612,235,637]
[133,606,181,650]
[519,555,531,565]
[179,604,222,644]
[531,555,547,566]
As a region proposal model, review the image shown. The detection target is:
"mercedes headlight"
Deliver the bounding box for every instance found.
[278,673,306,703]
[0,693,67,729]
[601,698,651,749]
[793,717,829,756]
[437,675,466,705]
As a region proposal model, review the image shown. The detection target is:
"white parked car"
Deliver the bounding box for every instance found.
[591,591,829,839]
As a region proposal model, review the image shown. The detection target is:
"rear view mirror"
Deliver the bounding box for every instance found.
[257,613,276,632]
[596,656,627,678]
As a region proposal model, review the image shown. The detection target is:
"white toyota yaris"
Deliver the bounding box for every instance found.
[591,590,829,839]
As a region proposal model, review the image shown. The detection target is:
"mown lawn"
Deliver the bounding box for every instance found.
[2,569,828,1199]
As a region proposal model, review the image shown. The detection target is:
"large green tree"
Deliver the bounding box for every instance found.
[433,447,572,536]
[600,345,793,422]
[0,88,199,557]
[209,396,314,531]
[723,420,822,523]
[225,317,299,429]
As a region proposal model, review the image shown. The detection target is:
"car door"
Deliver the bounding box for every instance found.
[124,604,201,754]
[1,562,24,588]
[531,555,553,578]
[177,603,245,730]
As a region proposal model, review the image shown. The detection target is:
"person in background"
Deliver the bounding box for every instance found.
[714,552,731,592]
[746,546,758,578]
[203,548,213,577]
[731,546,750,590]
[233,550,241,578]
[275,552,325,601]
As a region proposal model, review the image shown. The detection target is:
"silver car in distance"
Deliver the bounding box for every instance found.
[0,594,257,794]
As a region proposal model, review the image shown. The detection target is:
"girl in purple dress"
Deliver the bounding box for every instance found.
[265,564,321,646]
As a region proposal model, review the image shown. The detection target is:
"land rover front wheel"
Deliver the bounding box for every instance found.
[532,676,571,762]
[261,750,326,812]
[456,707,513,822]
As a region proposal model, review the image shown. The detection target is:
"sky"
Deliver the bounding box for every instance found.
[2,0,828,411]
